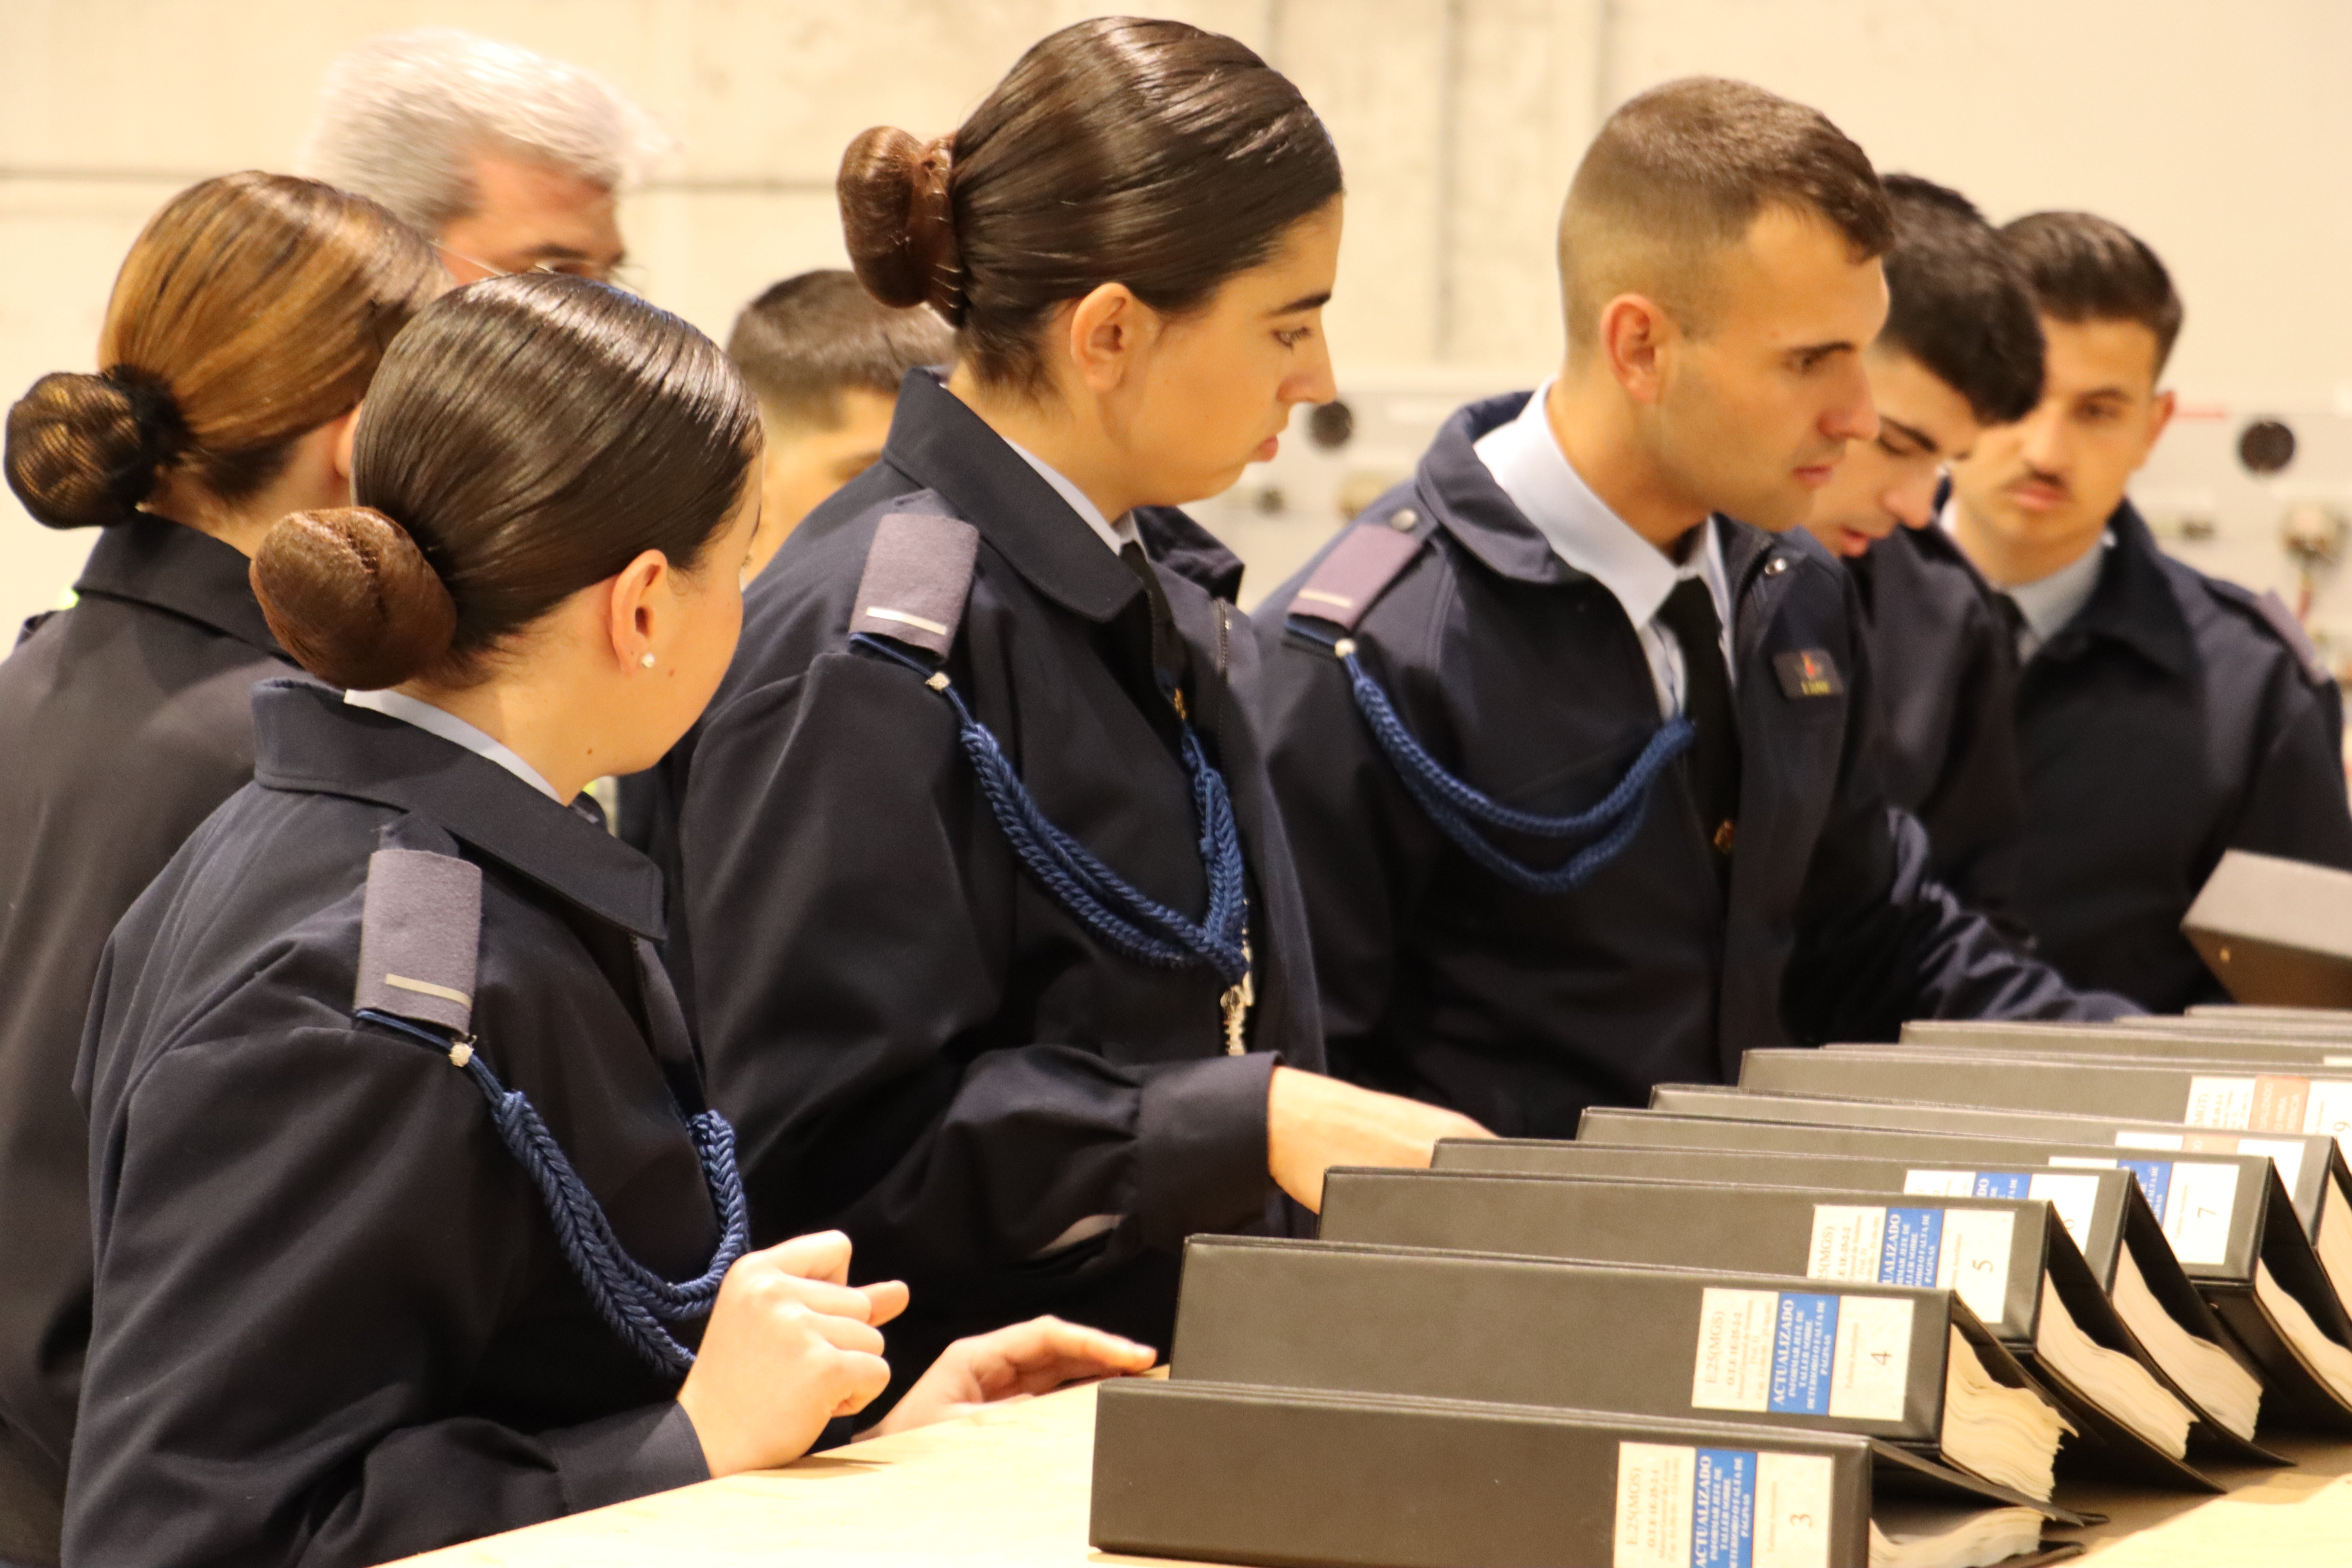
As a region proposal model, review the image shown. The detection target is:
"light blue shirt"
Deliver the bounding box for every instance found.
[1939,496,2109,659]
[1474,380,1734,718]
[344,688,563,802]
[1004,436,1142,558]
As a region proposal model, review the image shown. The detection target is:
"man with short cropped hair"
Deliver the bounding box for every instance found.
[727,271,954,577]
[1800,175,2043,920]
[298,29,662,285]
[1252,79,2129,1138]
[1946,213,2352,1011]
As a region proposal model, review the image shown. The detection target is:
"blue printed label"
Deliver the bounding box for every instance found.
[1691,1448,1757,1568]
[2119,1159,2174,1223]
[1768,1292,1840,1415]
[1877,1208,1944,1288]
[1971,1171,2030,1200]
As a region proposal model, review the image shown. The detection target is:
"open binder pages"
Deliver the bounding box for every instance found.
[2108,1244,2261,1439]
[2255,1258,2352,1404]
[2031,1275,2192,1457]
[1939,1328,2070,1500]
[1866,1500,2048,1568]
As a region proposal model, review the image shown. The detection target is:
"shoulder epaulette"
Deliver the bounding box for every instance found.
[1287,507,1428,637]
[2212,580,2332,688]
[353,847,483,1036]
[850,511,981,661]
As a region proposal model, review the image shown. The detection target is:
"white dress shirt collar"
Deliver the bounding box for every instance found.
[344,687,564,802]
[1474,381,1732,716]
[1003,436,1142,557]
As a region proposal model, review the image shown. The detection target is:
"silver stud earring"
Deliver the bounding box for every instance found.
[640,653,657,669]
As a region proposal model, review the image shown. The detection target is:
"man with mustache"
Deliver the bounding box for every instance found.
[1946,212,2352,1011]
[1797,176,2042,925]
[1252,80,2130,1140]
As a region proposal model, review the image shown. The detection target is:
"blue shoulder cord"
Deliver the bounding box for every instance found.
[356,1006,750,1377]
[848,631,1250,994]
[1289,621,1695,895]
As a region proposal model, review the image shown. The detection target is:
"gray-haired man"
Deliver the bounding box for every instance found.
[299,28,661,284]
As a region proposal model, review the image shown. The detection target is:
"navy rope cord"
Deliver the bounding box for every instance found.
[356,1007,750,1377]
[848,632,1254,1043]
[1297,622,1694,895]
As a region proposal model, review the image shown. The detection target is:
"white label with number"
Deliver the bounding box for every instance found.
[1828,1294,1913,1421]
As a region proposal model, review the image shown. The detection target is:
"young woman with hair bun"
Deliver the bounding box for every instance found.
[0,171,440,1564]
[66,274,1149,1568]
[671,16,1490,1405]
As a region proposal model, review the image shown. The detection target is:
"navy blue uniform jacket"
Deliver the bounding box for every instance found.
[674,372,1316,1383]
[69,682,711,1568]
[1846,523,2026,926]
[1250,393,2130,1138]
[2010,501,2352,1010]
[0,515,291,1564]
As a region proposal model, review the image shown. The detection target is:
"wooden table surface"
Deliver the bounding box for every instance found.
[399,1381,2352,1568]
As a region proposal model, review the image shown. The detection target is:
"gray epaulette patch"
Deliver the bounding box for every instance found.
[850,511,982,660]
[353,848,484,1034]
[2246,587,2333,688]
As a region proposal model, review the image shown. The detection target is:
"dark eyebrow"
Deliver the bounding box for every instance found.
[1270,290,1332,316]
[1879,416,1938,455]
[1791,340,1860,360]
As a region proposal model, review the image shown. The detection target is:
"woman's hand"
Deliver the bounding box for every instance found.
[1265,1064,1494,1211]
[866,1316,1158,1439]
[675,1230,913,1477]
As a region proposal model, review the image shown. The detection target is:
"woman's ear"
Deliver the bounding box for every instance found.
[1063,283,1158,394]
[328,403,365,485]
[604,548,673,671]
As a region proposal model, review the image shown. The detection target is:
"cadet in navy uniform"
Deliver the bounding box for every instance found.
[675,18,1485,1397]
[0,173,441,1566]
[1945,213,2352,1010]
[1793,175,2045,926]
[1252,80,2133,1140]
[67,276,1149,1568]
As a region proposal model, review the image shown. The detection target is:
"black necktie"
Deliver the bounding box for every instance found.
[1993,591,2032,660]
[1119,540,1191,712]
[1656,576,1740,860]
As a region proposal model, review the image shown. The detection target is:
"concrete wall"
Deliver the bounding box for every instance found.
[3,0,2346,636]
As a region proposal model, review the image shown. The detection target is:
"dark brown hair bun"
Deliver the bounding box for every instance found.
[838,127,964,324]
[4,367,187,530]
[250,506,456,690]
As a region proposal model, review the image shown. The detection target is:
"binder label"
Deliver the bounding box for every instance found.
[2116,1129,2306,1193]
[2185,1073,2352,1161]
[1691,1288,1911,1423]
[1613,1442,1834,1568]
[1907,1169,2101,1249]
[1806,1205,2014,1323]
[2048,1156,2237,1265]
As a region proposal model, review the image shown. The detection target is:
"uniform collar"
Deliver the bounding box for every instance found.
[72,512,284,657]
[878,369,1147,624]
[1473,378,1730,632]
[1413,392,1592,585]
[341,688,563,801]
[250,678,667,938]
[2041,501,2198,678]
[1419,390,1771,597]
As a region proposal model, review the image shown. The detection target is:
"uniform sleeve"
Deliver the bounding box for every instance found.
[1245,621,1442,1092]
[681,649,1273,1299]
[2225,663,2352,871]
[66,1029,706,1568]
[1780,588,2140,1041]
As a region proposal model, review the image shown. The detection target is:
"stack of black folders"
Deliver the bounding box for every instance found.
[1090,1234,2083,1568]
